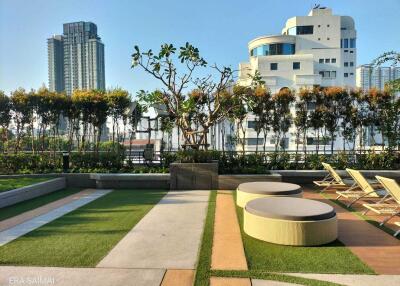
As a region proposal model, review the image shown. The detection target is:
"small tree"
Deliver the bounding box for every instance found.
[132,43,242,150]
[107,88,131,148]
[272,88,295,151]
[10,88,31,153]
[0,91,11,152]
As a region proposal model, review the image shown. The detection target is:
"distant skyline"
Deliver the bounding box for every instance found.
[0,0,399,97]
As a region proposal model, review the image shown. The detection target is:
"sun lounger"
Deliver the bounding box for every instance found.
[313,163,354,192]
[336,169,387,208]
[363,176,400,226]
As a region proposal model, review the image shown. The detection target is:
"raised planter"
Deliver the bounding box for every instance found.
[170,162,218,190]
[0,177,66,208]
[90,173,170,189]
[218,173,282,190]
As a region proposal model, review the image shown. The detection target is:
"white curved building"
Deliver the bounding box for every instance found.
[237,7,357,151]
[239,7,356,92]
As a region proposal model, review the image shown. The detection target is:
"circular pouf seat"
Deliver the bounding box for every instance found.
[236,182,302,208]
[244,197,337,246]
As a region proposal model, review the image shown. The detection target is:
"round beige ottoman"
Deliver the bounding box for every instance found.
[236,182,302,208]
[244,197,337,246]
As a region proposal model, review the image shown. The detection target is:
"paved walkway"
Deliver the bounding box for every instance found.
[0,266,165,286]
[286,273,400,286]
[0,189,98,232]
[97,190,210,269]
[211,190,248,270]
[0,189,112,246]
[161,269,195,286]
[304,189,400,274]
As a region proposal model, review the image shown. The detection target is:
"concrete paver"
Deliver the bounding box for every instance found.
[211,191,248,270]
[252,279,302,286]
[0,189,112,246]
[161,269,194,286]
[0,189,98,232]
[0,266,165,286]
[97,190,210,269]
[285,273,400,286]
[210,277,251,286]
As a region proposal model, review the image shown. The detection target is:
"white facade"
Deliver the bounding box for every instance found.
[356,65,400,91]
[236,7,357,152]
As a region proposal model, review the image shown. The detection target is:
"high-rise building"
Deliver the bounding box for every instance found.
[238,7,357,92]
[236,6,357,151]
[47,35,64,92]
[356,65,400,91]
[47,21,105,95]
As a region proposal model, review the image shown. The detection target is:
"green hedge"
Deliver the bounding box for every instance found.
[0,150,398,175]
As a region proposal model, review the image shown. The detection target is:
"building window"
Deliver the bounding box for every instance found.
[319,71,324,77]
[350,73,354,76]
[350,50,354,54]
[318,24,321,27]
[293,62,300,70]
[318,38,321,41]
[250,43,295,57]
[350,38,356,48]
[270,63,278,70]
[247,121,256,129]
[246,138,264,146]
[296,25,314,35]
[344,50,348,53]
[344,38,349,48]
[344,73,349,77]
[319,59,324,63]
[350,62,354,67]
[327,24,330,27]
[344,62,349,67]
[324,71,330,78]
[325,58,330,63]
[331,71,336,78]
[331,58,336,63]
[327,37,330,40]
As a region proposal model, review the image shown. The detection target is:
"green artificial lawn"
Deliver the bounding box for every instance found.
[0,189,166,267]
[193,191,354,286]
[0,177,52,193]
[236,204,373,274]
[0,188,82,221]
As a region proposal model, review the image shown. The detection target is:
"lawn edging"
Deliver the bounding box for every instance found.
[0,178,66,208]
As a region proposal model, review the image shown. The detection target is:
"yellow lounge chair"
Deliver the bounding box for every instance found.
[394,222,400,237]
[363,176,400,226]
[336,169,387,208]
[314,163,353,193]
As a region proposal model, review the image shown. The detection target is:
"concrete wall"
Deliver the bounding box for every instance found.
[170,163,218,190]
[90,174,169,189]
[0,177,66,208]
[218,174,282,190]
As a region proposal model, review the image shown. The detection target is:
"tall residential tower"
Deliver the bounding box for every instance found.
[47,21,105,95]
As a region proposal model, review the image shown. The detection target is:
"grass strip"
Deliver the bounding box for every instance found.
[194,190,217,286]
[0,177,52,193]
[0,189,166,267]
[211,270,345,286]
[321,193,399,240]
[0,188,82,221]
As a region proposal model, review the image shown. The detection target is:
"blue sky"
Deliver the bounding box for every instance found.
[0,0,399,97]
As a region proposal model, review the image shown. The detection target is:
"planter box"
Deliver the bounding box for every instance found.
[218,173,282,190]
[170,162,218,190]
[89,173,170,189]
[0,177,66,208]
